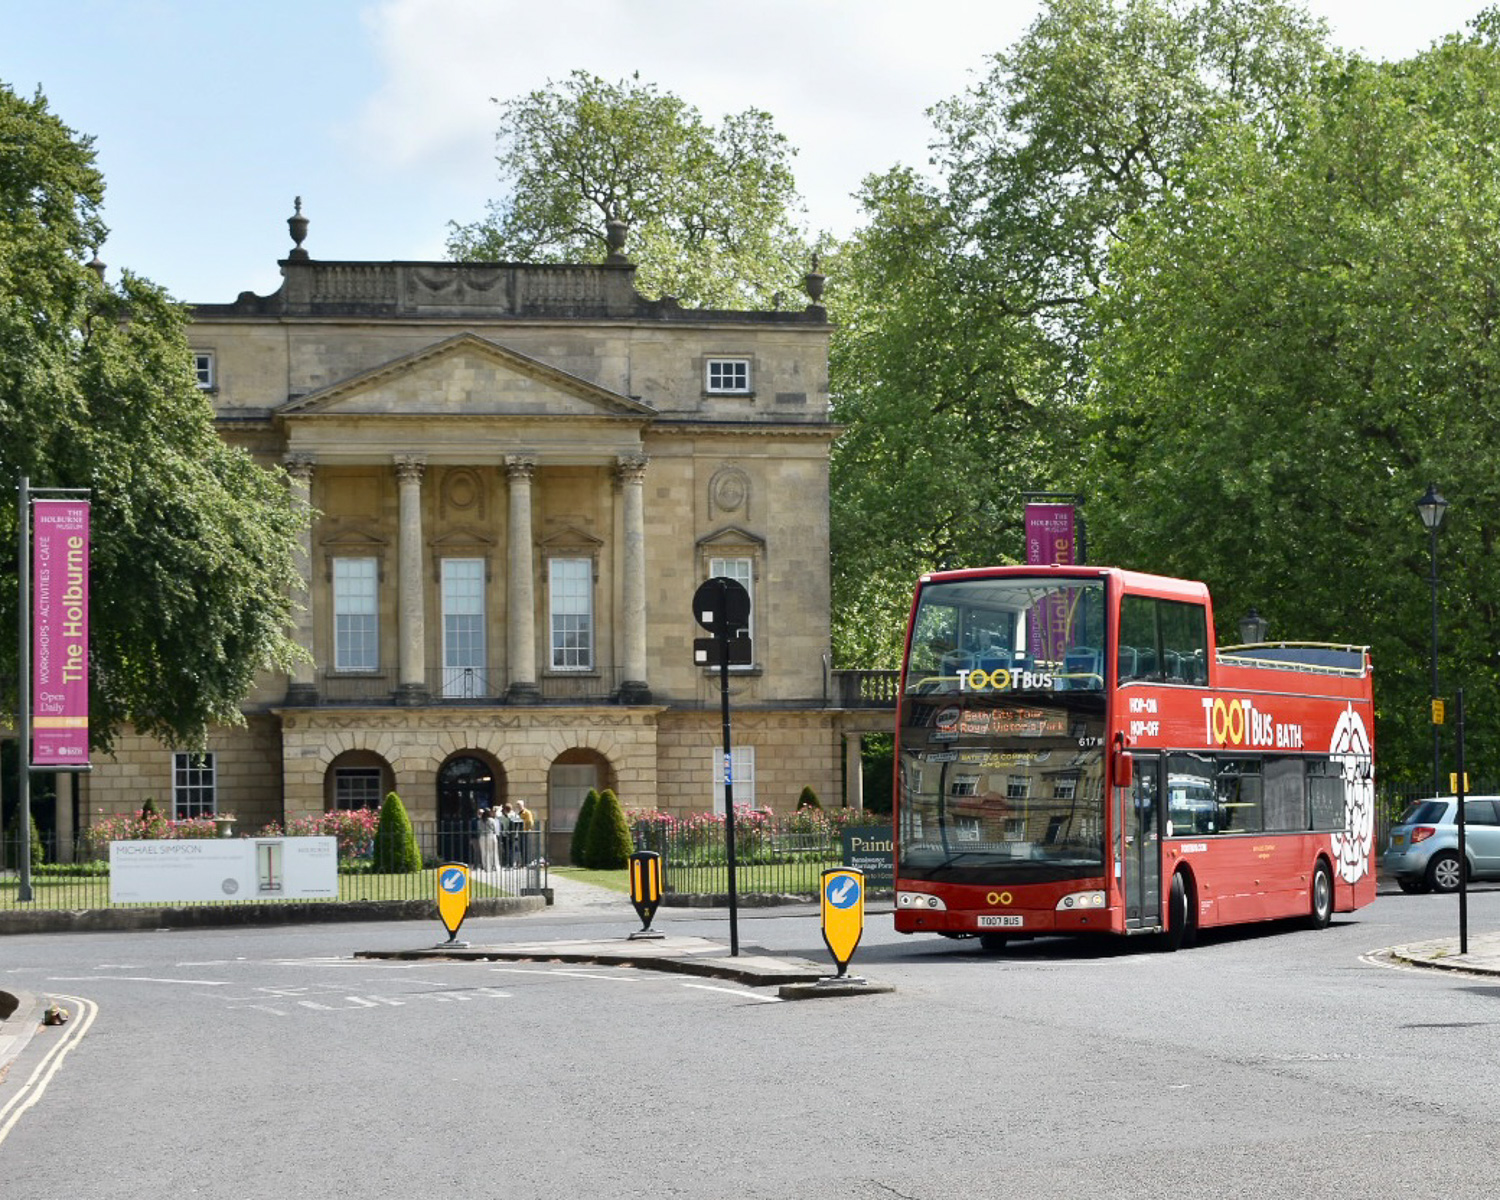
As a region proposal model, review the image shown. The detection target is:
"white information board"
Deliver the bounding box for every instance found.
[109,837,338,904]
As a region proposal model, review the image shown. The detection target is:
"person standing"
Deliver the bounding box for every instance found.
[514,799,536,864]
[480,807,500,872]
[497,802,515,867]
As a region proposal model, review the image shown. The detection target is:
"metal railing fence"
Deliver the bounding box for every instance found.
[0,821,548,913]
[630,813,891,898]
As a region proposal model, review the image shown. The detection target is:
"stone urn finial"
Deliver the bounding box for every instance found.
[287,196,310,260]
[605,206,629,263]
[804,252,825,305]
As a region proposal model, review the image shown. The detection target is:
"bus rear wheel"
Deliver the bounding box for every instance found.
[1307,860,1334,929]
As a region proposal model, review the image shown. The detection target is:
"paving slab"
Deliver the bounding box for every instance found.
[1386,930,1500,975]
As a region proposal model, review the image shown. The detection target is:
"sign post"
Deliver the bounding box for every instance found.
[436,862,471,946]
[820,867,866,979]
[1456,689,1468,956]
[627,850,665,940]
[692,576,752,957]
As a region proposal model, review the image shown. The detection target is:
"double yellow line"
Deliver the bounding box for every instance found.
[0,994,99,1145]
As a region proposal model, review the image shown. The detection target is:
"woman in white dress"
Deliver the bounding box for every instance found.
[480,807,501,872]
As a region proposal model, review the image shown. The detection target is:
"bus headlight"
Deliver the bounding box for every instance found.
[897,891,946,911]
[1056,891,1106,911]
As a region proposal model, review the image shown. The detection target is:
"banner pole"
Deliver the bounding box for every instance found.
[17,475,32,902]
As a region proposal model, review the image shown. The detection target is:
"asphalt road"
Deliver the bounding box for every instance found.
[3,889,1499,1199]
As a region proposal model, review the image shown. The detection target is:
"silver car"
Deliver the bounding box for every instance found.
[1382,795,1500,893]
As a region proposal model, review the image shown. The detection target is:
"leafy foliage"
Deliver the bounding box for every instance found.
[0,82,307,752]
[372,792,422,874]
[1085,21,1500,778]
[583,788,633,870]
[448,71,814,308]
[828,0,1332,665]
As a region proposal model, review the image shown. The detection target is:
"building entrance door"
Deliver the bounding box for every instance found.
[438,756,496,865]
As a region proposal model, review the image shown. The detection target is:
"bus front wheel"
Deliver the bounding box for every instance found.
[1158,871,1194,952]
[978,933,1009,952]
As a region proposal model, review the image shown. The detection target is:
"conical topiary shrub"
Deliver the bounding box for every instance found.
[570,789,599,866]
[584,788,633,870]
[372,791,422,873]
[797,786,822,810]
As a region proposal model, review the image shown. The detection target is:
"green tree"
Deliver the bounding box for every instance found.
[583,788,633,870]
[828,0,1332,665]
[0,83,307,753]
[448,71,813,309]
[1085,16,1500,780]
[796,786,821,811]
[569,788,599,867]
[372,792,422,873]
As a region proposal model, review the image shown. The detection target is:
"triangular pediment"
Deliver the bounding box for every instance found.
[697,525,766,552]
[277,333,655,420]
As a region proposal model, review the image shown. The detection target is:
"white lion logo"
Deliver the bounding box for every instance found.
[1329,705,1375,883]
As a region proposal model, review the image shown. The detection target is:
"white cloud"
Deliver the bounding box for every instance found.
[356,0,1033,238]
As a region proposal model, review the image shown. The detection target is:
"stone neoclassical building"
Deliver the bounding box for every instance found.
[54,210,890,858]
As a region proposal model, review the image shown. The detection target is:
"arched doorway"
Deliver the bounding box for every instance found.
[547,748,615,863]
[437,754,505,865]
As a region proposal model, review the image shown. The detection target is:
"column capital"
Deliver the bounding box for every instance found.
[505,454,538,482]
[614,453,649,485]
[394,454,427,483]
[283,454,316,484]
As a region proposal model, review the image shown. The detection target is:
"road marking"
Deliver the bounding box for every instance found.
[0,994,99,1147]
[487,967,641,982]
[48,975,232,987]
[680,983,782,1003]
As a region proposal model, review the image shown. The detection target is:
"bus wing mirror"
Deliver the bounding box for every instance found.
[1112,750,1134,789]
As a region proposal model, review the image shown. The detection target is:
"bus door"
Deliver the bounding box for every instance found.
[1122,754,1162,931]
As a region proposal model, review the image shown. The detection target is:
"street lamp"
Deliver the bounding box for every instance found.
[1238,608,1268,644]
[1417,483,1448,796]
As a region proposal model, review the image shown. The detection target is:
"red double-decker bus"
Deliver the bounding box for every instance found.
[893,566,1375,950]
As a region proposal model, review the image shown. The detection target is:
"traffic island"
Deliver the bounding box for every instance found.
[778,977,896,1000]
[357,935,831,988]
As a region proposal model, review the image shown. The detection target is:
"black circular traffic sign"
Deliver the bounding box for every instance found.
[693,576,751,634]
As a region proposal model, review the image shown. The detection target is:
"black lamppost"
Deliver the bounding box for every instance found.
[1417,483,1448,796]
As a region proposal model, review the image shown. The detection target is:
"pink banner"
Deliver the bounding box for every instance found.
[1025,503,1077,566]
[32,500,90,767]
[1026,503,1076,663]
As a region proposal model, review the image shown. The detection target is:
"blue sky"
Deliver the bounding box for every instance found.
[2,0,1490,304]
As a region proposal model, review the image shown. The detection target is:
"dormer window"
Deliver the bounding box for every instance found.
[706,358,750,394]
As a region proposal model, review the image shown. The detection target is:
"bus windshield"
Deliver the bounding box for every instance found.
[897,693,1106,883]
[899,576,1108,884]
[906,576,1106,694]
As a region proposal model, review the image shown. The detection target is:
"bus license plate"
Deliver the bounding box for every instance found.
[978,915,1023,928]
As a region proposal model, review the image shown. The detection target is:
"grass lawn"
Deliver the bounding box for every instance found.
[551,866,630,893]
[551,860,837,896]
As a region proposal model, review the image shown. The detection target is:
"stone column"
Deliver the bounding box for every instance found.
[506,455,540,703]
[395,455,429,702]
[845,732,865,813]
[616,453,651,703]
[283,455,317,704]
